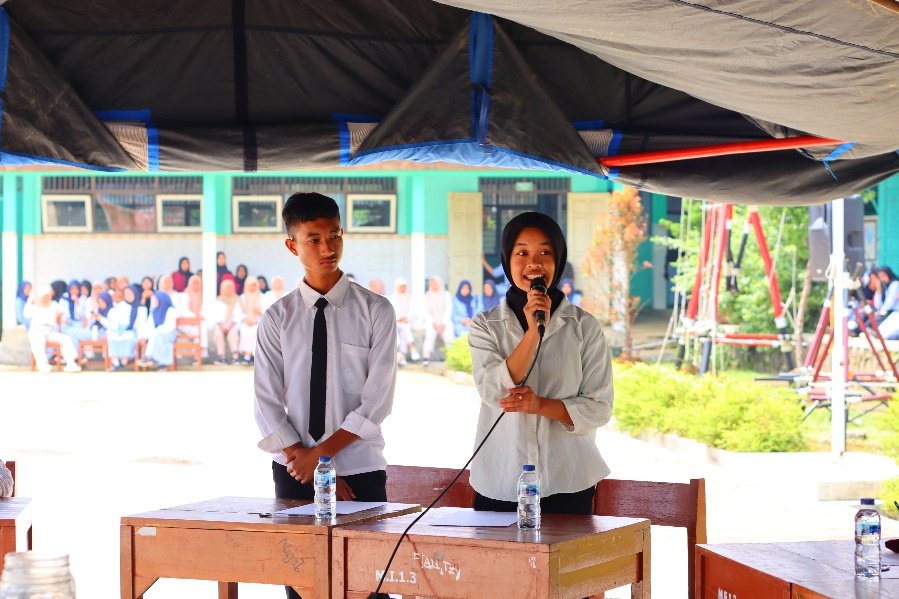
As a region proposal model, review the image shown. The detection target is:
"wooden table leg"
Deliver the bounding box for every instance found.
[120,525,158,599]
[630,527,651,599]
[218,581,238,598]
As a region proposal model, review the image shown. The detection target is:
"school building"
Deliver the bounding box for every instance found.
[1,168,897,334]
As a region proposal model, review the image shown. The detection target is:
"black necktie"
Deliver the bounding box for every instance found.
[309,297,328,441]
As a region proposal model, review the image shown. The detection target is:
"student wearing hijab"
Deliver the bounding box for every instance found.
[212,278,244,364]
[175,274,207,354]
[452,279,476,337]
[467,211,613,518]
[234,263,249,295]
[15,281,31,330]
[420,275,454,365]
[560,278,582,307]
[477,279,500,313]
[25,284,81,373]
[62,279,92,343]
[257,275,270,295]
[238,275,263,365]
[262,275,289,312]
[171,257,193,293]
[388,278,421,365]
[50,280,68,304]
[139,276,155,313]
[100,285,145,370]
[137,291,178,369]
[91,290,113,339]
[216,251,232,295]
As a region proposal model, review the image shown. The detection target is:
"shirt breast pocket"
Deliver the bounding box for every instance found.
[340,342,370,395]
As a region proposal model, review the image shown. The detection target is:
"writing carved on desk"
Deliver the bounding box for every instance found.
[279,538,305,572]
[412,551,462,581]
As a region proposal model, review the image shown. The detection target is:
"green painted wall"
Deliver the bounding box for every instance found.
[878,174,899,268]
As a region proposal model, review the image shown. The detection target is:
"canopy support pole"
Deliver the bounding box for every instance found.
[598,136,844,168]
[830,198,847,456]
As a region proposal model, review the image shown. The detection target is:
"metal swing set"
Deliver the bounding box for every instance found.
[665,201,797,376]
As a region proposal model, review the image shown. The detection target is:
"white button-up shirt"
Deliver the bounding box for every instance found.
[468,298,613,501]
[254,273,397,476]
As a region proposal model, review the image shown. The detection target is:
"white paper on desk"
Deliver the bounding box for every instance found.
[430,511,518,527]
[275,501,387,516]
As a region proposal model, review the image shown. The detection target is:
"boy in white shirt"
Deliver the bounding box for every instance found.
[254,192,396,517]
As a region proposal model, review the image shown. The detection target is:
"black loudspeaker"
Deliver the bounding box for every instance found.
[844,195,865,276]
[808,204,831,282]
[808,195,865,283]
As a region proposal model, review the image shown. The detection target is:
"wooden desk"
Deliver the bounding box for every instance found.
[120,496,418,599]
[332,507,651,599]
[697,540,899,599]
[0,497,33,573]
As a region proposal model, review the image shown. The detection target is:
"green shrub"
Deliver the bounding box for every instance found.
[873,397,899,459]
[613,362,807,452]
[445,335,472,374]
[883,477,899,520]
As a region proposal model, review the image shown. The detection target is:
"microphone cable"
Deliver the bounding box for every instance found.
[370,328,545,597]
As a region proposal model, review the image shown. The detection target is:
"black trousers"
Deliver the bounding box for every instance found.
[272,461,387,501]
[273,462,388,599]
[473,486,595,515]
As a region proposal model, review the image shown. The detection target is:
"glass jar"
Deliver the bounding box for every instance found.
[0,553,76,599]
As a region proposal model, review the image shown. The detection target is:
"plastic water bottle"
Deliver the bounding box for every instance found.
[517,464,541,530]
[0,552,76,598]
[313,456,337,520]
[855,497,881,578]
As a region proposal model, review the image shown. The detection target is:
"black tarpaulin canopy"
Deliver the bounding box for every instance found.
[0,0,897,203]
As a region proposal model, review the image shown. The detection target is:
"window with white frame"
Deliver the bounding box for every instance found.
[41,194,92,232]
[157,194,202,232]
[233,195,283,232]
[345,194,396,233]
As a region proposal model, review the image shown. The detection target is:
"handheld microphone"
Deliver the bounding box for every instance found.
[530,276,547,336]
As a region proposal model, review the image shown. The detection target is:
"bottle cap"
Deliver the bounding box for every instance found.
[318,456,331,463]
[860,498,875,505]
[522,464,536,472]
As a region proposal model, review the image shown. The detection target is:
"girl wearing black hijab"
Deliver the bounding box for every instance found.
[468,211,613,516]
[172,256,193,292]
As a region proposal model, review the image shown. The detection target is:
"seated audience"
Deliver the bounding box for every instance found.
[137,291,178,370]
[171,256,193,292]
[368,278,386,295]
[452,279,476,337]
[234,263,249,295]
[175,274,207,351]
[389,278,421,365]
[421,275,455,365]
[15,281,31,330]
[25,285,80,373]
[212,278,243,365]
[262,275,289,311]
[238,276,263,365]
[560,278,582,307]
[477,279,500,313]
[101,286,145,370]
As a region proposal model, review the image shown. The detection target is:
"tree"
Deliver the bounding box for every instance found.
[581,186,648,358]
